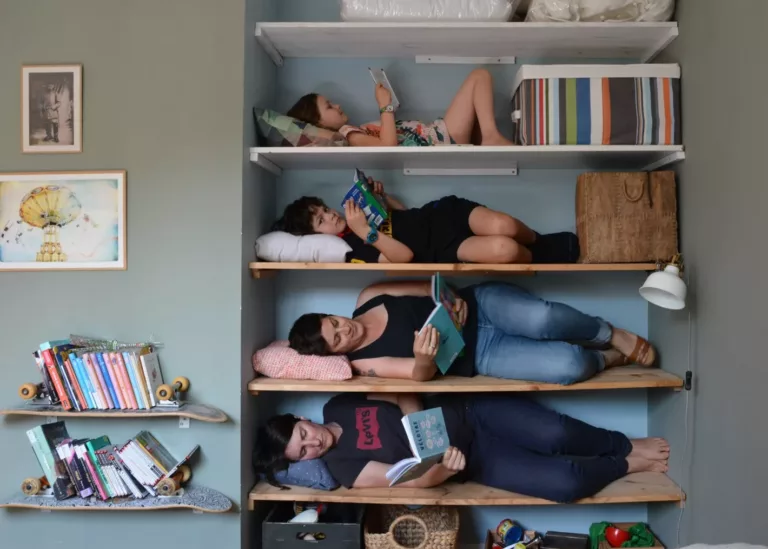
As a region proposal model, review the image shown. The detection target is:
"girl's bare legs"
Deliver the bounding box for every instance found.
[468,207,536,244]
[457,236,532,264]
[443,68,514,146]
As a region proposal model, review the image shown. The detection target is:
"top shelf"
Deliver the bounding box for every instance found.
[255,22,679,66]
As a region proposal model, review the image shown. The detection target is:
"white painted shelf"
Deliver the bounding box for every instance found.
[250,145,685,175]
[255,22,679,66]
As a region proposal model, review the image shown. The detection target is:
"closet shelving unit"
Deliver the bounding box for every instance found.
[249,20,686,511]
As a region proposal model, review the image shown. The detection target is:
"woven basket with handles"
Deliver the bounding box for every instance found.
[364,505,459,549]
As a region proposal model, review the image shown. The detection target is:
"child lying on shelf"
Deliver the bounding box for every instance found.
[253,392,670,503]
[273,177,578,265]
[289,279,658,384]
[287,69,514,147]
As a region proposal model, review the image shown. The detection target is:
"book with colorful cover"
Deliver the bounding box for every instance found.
[27,421,76,500]
[86,436,114,498]
[100,352,125,409]
[115,352,140,409]
[67,352,95,410]
[52,342,85,410]
[92,352,119,409]
[341,168,388,229]
[33,350,60,404]
[386,407,449,486]
[419,274,466,374]
[80,352,109,409]
[39,341,72,410]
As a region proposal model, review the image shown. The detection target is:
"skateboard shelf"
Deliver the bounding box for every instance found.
[1,486,232,513]
[249,368,683,394]
[249,473,683,509]
[254,22,679,65]
[250,262,657,278]
[0,403,228,423]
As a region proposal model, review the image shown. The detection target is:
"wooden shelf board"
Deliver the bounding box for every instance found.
[255,22,679,64]
[250,262,657,277]
[249,473,683,509]
[0,402,228,423]
[1,486,233,513]
[250,145,685,174]
[249,369,682,394]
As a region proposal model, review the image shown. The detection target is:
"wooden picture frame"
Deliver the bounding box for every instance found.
[0,171,126,271]
[21,64,83,154]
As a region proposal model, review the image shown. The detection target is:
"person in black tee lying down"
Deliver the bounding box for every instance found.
[253,393,670,503]
[272,177,579,264]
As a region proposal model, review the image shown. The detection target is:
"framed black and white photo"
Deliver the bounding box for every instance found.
[22,64,82,154]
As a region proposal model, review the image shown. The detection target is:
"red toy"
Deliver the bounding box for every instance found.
[605,526,632,548]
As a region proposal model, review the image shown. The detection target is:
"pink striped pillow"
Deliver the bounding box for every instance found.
[252,341,353,381]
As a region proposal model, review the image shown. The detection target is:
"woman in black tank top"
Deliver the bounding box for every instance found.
[288,280,658,385]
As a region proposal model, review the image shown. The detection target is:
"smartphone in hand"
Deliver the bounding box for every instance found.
[369,67,400,110]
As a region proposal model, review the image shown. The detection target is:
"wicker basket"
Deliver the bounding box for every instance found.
[364,505,459,549]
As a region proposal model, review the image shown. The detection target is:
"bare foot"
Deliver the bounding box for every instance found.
[627,455,669,474]
[600,349,625,368]
[481,134,515,146]
[630,437,670,461]
[610,327,657,367]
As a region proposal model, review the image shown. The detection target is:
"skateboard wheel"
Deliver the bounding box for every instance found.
[156,384,173,400]
[173,376,190,392]
[22,477,41,496]
[179,465,192,483]
[19,383,38,400]
[157,477,179,496]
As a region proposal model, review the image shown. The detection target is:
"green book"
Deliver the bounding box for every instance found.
[86,436,114,498]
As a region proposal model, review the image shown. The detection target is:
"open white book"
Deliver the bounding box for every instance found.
[385,408,449,487]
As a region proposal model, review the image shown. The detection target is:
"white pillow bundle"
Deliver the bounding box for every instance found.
[255,231,351,263]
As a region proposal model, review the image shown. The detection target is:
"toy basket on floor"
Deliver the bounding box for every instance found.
[364,505,459,549]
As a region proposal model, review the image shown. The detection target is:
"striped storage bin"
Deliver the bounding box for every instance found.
[511,64,681,146]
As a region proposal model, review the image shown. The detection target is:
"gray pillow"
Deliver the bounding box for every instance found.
[272,459,339,491]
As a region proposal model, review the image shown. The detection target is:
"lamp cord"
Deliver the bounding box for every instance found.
[675,306,693,547]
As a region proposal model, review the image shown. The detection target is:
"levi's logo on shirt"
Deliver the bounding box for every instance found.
[355,407,382,450]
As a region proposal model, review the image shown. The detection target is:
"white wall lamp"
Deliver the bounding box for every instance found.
[640,254,687,310]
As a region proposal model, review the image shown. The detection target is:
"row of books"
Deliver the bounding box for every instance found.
[34,338,166,411]
[27,421,198,501]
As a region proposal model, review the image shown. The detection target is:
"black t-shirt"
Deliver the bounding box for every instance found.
[321,394,473,488]
[346,288,478,378]
[341,196,479,264]
[342,206,429,263]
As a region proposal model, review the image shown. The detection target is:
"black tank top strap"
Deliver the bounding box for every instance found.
[352,294,388,318]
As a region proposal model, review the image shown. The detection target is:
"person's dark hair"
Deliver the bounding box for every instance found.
[287,93,321,126]
[289,313,332,355]
[252,414,300,489]
[272,196,327,235]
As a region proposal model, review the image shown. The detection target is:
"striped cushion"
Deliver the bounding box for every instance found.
[513,77,681,146]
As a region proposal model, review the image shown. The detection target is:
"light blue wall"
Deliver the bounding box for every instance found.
[0,2,247,548]
[268,52,652,542]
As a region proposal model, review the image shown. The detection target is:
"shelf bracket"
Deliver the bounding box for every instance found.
[255,27,284,67]
[641,151,685,172]
[404,165,518,177]
[416,56,516,65]
[251,153,283,176]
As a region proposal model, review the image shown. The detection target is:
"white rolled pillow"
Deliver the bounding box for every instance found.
[255,231,351,263]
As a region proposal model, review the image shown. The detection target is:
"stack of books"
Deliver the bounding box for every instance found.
[27,421,198,501]
[32,337,166,411]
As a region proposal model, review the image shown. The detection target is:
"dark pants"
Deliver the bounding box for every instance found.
[466,395,631,503]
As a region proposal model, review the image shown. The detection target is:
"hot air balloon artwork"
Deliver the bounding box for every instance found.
[0,171,126,271]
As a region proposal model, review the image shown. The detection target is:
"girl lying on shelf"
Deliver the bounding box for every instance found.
[253,392,670,503]
[289,280,657,385]
[273,178,578,264]
[287,68,514,147]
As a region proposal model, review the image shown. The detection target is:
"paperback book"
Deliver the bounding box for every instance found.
[341,168,388,229]
[420,274,466,374]
[385,407,449,487]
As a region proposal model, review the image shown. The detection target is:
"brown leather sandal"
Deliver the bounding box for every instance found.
[618,336,657,367]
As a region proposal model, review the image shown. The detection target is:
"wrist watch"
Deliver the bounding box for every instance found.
[366,227,379,244]
[379,104,396,114]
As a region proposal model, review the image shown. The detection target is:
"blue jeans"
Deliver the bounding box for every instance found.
[474,282,612,385]
[466,394,631,502]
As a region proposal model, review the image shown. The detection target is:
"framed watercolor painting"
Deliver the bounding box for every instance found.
[0,171,126,271]
[21,64,83,154]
